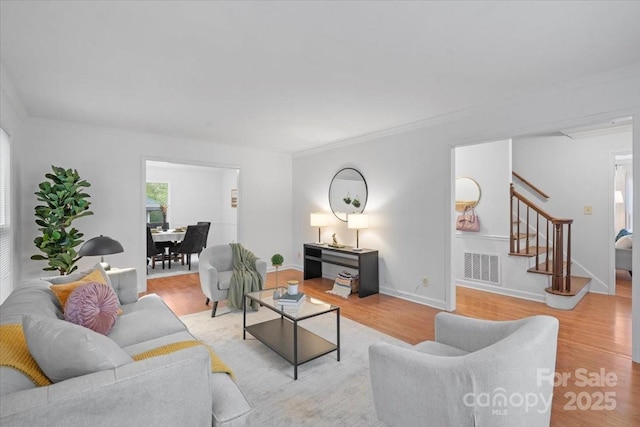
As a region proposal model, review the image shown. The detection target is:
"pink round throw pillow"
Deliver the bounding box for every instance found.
[64,282,119,335]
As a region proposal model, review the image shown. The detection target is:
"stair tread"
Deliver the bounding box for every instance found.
[509,246,550,257]
[545,276,590,296]
[527,260,567,275]
[511,232,537,240]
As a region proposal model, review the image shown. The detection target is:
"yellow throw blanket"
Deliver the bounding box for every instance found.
[0,323,52,386]
[133,340,235,380]
[1,323,234,386]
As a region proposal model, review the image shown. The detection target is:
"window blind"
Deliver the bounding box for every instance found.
[0,127,11,297]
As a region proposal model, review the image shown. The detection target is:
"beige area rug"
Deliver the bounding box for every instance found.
[179,308,408,426]
[146,255,199,279]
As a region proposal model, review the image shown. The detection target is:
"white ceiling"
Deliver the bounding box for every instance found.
[1,1,639,153]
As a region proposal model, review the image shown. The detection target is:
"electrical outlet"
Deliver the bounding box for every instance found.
[422,277,429,286]
[584,206,593,215]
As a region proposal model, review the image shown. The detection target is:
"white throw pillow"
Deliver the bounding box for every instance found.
[22,314,132,383]
[615,235,633,249]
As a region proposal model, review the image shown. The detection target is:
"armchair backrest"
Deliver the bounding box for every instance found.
[370,313,559,427]
[199,244,233,272]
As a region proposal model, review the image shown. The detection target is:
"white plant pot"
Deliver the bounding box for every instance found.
[287,281,299,295]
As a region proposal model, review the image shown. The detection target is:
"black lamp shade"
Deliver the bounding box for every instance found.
[78,235,124,257]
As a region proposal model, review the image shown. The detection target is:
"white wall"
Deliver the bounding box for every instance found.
[513,130,633,294]
[221,169,239,243]
[293,130,452,309]
[292,66,640,361]
[146,162,237,245]
[13,119,292,293]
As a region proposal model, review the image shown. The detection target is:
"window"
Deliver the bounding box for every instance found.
[0,127,11,300]
[146,182,168,224]
[615,155,633,232]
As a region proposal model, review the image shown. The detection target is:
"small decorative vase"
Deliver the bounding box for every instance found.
[162,215,169,231]
[287,280,299,295]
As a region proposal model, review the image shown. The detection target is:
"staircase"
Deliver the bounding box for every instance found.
[510,172,590,309]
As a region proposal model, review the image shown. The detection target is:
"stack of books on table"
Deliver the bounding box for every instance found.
[277,292,305,307]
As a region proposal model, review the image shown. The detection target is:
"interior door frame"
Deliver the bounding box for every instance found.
[139,155,242,292]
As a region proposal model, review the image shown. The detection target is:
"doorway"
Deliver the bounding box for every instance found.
[143,159,239,278]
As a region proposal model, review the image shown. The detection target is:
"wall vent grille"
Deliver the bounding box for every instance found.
[464,252,500,285]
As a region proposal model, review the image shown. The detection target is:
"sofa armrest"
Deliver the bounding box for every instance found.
[199,263,219,300]
[0,346,212,427]
[615,248,633,271]
[107,268,138,304]
[255,259,267,283]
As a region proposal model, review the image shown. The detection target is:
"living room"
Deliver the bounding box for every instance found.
[0,1,638,426]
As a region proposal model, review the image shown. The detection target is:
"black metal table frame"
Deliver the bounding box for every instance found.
[243,289,340,380]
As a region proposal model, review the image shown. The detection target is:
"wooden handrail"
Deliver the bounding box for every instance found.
[510,184,574,294]
[511,188,553,220]
[512,171,550,200]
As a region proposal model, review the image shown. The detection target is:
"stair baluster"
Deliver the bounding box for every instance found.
[510,184,574,294]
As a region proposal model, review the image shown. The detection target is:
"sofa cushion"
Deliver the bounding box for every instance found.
[217,270,234,291]
[49,263,117,309]
[64,282,120,335]
[0,284,63,325]
[0,367,36,396]
[413,340,470,357]
[120,331,198,356]
[615,235,632,249]
[106,267,138,304]
[23,315,132,383]
[107,294,187,348]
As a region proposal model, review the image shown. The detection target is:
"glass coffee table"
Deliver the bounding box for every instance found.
[243,287,340,380]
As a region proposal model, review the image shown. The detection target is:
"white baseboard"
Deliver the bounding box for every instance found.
[456,280,546,303]
[379,285,447,310]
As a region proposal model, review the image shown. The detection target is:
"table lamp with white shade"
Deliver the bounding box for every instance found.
[310,212,329,244]
[347,213,368,251]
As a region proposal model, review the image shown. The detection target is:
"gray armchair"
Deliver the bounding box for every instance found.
[198,244,267,317]
[369,312,559,427]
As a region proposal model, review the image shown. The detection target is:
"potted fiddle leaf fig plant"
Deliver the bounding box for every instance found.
[271,253,284,299]
[31,166,93,275]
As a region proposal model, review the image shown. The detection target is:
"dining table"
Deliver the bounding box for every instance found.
[150,229,186,269]
[151,229,186,243]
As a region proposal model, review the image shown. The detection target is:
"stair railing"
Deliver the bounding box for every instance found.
[510,184,574,294]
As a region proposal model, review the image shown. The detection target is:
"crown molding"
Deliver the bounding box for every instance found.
[294,64,640,158]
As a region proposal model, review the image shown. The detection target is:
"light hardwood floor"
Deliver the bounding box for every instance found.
[145,269,638,426]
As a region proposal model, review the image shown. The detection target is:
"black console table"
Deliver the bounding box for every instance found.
[303,243,379,297]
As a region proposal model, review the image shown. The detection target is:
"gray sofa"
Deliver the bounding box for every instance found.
[0,267,250,426]
[616,248,632,275]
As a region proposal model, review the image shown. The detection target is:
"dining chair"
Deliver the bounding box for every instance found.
[146,227,165,270]
[197,221,211,247]
[171,224,209,270]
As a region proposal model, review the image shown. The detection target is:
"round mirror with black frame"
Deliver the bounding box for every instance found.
[329,168,368,221]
